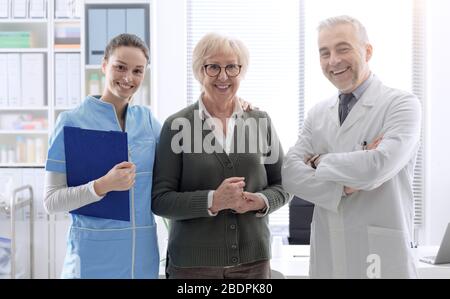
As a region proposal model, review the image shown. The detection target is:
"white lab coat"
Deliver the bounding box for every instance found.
[282,76,421,278]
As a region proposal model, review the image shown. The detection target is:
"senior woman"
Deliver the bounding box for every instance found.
[152,32,290,279]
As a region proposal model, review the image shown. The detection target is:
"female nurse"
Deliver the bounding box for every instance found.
[44,33,160,278]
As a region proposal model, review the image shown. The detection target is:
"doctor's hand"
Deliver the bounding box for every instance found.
[210,177,246,214]
[366,135,383,150]
[344,186,358,195]
[305,154,321,169]
[94,161,136,196]
[239,98,258,112]
[343,136,383,196]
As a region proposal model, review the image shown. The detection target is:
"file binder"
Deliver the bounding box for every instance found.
[64,126,130,221]
[87,9,107,65]
[21,53,44,107]
[54,53,68,107]
[107,9,126,41]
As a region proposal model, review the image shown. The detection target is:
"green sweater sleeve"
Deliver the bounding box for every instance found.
[151,117,211,221]
[258,113,291,214]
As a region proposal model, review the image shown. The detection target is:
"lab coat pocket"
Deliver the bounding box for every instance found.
[367,226,416,278]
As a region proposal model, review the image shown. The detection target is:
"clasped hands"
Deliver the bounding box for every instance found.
[305,135,383,196]
[209,177,266,214]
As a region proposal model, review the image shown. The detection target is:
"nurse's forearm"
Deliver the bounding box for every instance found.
[44,171,103,214]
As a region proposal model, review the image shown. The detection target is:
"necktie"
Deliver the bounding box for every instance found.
[339,93,354,125]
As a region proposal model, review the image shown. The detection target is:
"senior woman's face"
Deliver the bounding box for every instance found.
[202,52,241,103]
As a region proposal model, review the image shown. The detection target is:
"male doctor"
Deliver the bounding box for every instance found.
[282,15,421,278]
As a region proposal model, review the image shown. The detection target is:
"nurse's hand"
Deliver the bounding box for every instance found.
[94,161,136,196]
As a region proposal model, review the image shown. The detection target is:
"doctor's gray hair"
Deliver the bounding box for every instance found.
[104,33,149,64]
[192,32,250,84]
[318,15,370,45]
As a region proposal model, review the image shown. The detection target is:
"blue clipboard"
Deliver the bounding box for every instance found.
[63,126,130,221]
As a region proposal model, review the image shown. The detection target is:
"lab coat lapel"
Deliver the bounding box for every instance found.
[339,77,380,133]
[339,100,366,133]
[328,97,341,129]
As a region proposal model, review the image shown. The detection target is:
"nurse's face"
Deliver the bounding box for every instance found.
[102,46,147,102]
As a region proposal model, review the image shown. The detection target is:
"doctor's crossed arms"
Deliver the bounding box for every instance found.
[282,15,421,279]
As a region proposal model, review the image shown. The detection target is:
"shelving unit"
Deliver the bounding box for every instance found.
[1,0,153,278]
[1,0,153,167]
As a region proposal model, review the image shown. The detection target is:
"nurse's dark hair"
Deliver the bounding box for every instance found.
[103,33,149,64]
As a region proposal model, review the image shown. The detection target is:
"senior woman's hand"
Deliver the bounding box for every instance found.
[232,192,267,214]
[210,177,246,214]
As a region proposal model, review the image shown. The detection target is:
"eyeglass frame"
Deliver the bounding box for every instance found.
[203,64,242,78]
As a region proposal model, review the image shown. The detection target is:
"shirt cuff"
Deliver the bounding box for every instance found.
[207,190,218,216]
[255,193,270,217]
[88,180,104,200]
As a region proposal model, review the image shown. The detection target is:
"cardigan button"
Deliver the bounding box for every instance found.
[231,257,238,263]
[231,244,237,249]
[230,224,236,230]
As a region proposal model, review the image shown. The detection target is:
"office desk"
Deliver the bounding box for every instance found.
[270,245,450,279]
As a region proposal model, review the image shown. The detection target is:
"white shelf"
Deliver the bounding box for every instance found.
[54,18,81,23]
[0,48,48,53]
[54,48,81,53]
[0,130,48,135]
[0,107,49,111]
[85,64,102,70]
[0,163,45,168]
[0,19,48,23]
[54,106,76,110]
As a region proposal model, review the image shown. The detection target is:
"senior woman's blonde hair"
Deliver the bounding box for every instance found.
[192,32,250,84]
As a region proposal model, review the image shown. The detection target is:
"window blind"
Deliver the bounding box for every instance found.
[186,0,426,231]
[186,0,302,227]
[412,0,426,232]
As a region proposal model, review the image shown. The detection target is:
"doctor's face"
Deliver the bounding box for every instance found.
[102,46,147,102]
[318,23,372,93]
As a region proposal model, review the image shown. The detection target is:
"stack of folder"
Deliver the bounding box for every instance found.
[54,23,81,49]
[0,32,30,48]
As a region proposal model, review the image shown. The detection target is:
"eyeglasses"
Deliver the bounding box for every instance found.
[203,64,242,77]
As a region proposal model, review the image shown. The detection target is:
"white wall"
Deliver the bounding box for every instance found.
[151,0,450,246]
[426,0,450,245]
[153,0,187,123]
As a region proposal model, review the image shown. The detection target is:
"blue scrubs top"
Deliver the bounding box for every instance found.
[46,96,161,278]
